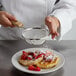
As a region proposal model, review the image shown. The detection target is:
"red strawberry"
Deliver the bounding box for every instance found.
[22,51,28,56]
[48,59,52,62]
[28,65,41,71]
[35,54,43,59]
[21,54,27,60]
[33,53,36,58]
[23,51,26,54]
[34,67,41,71]
[28,65,35,71]
[43,56,46,60]
[21,51,28,60]
[27,57,32,60]
[41,53,45,56]
[23,51,27,55]
[45,59,52,62]
[28,52,33,55]
[28,52,36,58]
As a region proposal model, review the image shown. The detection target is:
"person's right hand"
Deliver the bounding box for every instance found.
[0,11,17,27]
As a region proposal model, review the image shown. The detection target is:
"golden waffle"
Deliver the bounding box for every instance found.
[18,56,43,66]
[36,57,59,69]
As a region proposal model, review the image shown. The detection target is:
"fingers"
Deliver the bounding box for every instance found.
[52,34,56,39]
[0,15,14,27]
[50,23,58,39]
[51,32,59,39]
[5,12,17,21]
[0,11,16,27]
[45,16,60,39]
[45,16,52,27]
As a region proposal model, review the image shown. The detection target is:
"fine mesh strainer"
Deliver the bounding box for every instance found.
[22,27,50,45]
[12,21,50,45]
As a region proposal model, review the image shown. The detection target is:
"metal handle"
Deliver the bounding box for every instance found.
[11,21,23,28]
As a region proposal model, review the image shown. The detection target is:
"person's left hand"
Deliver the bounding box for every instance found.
[45,16,60,39]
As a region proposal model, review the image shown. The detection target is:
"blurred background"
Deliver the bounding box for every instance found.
[62,19,76,40]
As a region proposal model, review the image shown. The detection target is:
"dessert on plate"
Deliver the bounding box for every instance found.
[18,51,43,66]
[18,50,59,71]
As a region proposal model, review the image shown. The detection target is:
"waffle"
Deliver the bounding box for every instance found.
[18,56,43,66]
[18,50,59,69]
[36,57,59,69]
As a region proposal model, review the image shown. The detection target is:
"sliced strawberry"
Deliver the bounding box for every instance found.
[45,59,52,62]
[23,51,26,54]
[23,51,27,55]
[28,65,41,71]
[35,54,43,59]
[28,52,36,58]
[43,55,46,60]
[41,53,45,56]
[33,53,36,58]
[27,57,32,60]
[22,51,28,56]
[21,54,27,60]
[28,65,35,71]
[21,51,28,60]
[34,67,41,71]
[48,59,52,62]
[28,52,33,55]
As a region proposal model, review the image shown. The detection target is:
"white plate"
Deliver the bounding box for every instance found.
[11,48,65,74]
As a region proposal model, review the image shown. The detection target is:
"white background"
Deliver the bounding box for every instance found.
[63,19,76,40]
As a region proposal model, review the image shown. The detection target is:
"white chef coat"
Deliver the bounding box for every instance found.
[0,0,76,40]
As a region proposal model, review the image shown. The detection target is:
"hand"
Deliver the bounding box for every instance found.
[45,16,60,39]
[0,11,16,27]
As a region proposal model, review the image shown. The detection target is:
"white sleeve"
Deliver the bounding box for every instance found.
[50,0,76,40]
